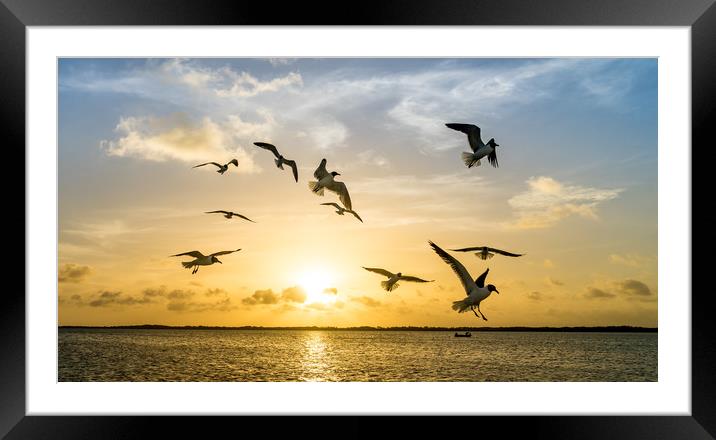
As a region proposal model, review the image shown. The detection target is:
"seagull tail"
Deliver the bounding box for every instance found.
[181,262,194,269]
[381,281,399,292]
[308,181,325,196]
[452,299,472,313]
[461,152,480,168]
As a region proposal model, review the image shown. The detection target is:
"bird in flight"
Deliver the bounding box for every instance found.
[445,123,500,168]
[205,210,256,223]
[362,267,433,292]
[309,158,353,210]
[450,246,523,260]
[253,142,299,182]
[320,202,363,223]
[429,241,500,321]
[170,248,241,274]
[192,159,239,175]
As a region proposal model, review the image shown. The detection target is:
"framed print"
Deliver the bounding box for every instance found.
[7,0,712,438]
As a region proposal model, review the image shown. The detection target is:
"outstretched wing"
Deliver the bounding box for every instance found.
[193,162,221,169]
[253,142,281,158]
[205,210,230,215]
[228,159,239,167]
[210,248,241,257]
[488,247,523,257]
[284,159,299,182]
[487,149,498,168]
[314,158,329,180]
[232,213,255,223]
[326,181,352,211]
[349,210,363,223]
[363,267,395,278]
[321,202,342,209]
[445,123,483,152]
[428,241,473,295]
[171,250,205,258]
[475,268,490,288]
[399,275,434,283]
[450,246,486,252]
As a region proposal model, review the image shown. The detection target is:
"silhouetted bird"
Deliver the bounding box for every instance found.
[445,123,500,168]
[205,210,255,223]
[192,159,239,174]
[429,241,500,321]
[253,142,299,182]
[170,248,241,274]
[320,202,363,223]
[450,246,523,260]
[309,158,353,210]
[362,267,433,292]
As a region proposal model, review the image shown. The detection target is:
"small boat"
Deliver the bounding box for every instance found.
[454,331,472,337]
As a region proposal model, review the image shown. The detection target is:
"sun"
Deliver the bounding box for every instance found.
[298,269,336,304]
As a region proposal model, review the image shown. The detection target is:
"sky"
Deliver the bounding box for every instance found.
[57,58,658,327]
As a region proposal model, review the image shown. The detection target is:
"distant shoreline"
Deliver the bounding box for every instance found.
[58,325,657,333]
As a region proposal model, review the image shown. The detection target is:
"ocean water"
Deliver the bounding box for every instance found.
[58,329,657,382]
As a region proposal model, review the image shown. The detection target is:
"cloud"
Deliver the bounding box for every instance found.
[609,253,649,267]
[352,296,381,308]
[100,113,268,171]
[89,290,154,307]
[527,291,543,301]
[543,259,555,269]
[618,280,652,297]
[58,264,92,283]
[584,288,617,300]
[241,286,308,306]
[507,176,622,229]
[545,277,564,286]
[214,71,303,98]
[323,287,338,295]
[357,149,390,169]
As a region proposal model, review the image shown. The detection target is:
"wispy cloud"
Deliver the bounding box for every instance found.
[609,253,650,267]
[241,286,308,306]
[507,176,622,229]
[58,263,92,283]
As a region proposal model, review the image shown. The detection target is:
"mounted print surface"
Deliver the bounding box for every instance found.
[57,58,657,382]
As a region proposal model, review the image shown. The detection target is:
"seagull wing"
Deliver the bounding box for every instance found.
[487,149,498,168]
[193,162,222,169]
[284,159,299,182]
[399,275,434,283]
[228,159,239,167]
[429,241,474,295]
[446,123,483,152]
[363,267,395,278]
[326,181,352,211]
[232,213,256,223]
[253,142,281,158]
[210,248,241,257]
[349,210,363,223]
[475,268,490,288]
[314,158,329,180]
[321,202,342,209]
[450,246,486,252]
[205,210,230,215]
[488,247,523,257]
[171,251,205,258]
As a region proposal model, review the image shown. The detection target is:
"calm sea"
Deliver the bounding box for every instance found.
[58,329,657,382]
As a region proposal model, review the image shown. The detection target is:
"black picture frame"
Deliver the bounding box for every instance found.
[6,0,711,437]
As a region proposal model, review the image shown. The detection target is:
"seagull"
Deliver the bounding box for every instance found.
[445,123,500,168]
[450,246,523,260]
[362,267,433,292]
[192,159,239,175]
[205,210,256,223]
[320,202,363,223]
[309,158,353,210]
[253,142,299,182]
[429,241,500,321]
[170,248,241,274]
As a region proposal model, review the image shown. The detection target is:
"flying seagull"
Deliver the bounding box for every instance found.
[253,142,299,182]
[362,267,433,292]
[205,210,256,223]
[192,159,239,175]
[445,123,500,168]
[429,241,500,321]
[170,248,241,274]
[450,246,523,260]
[309,158,353,210]
[320,202,363,223]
